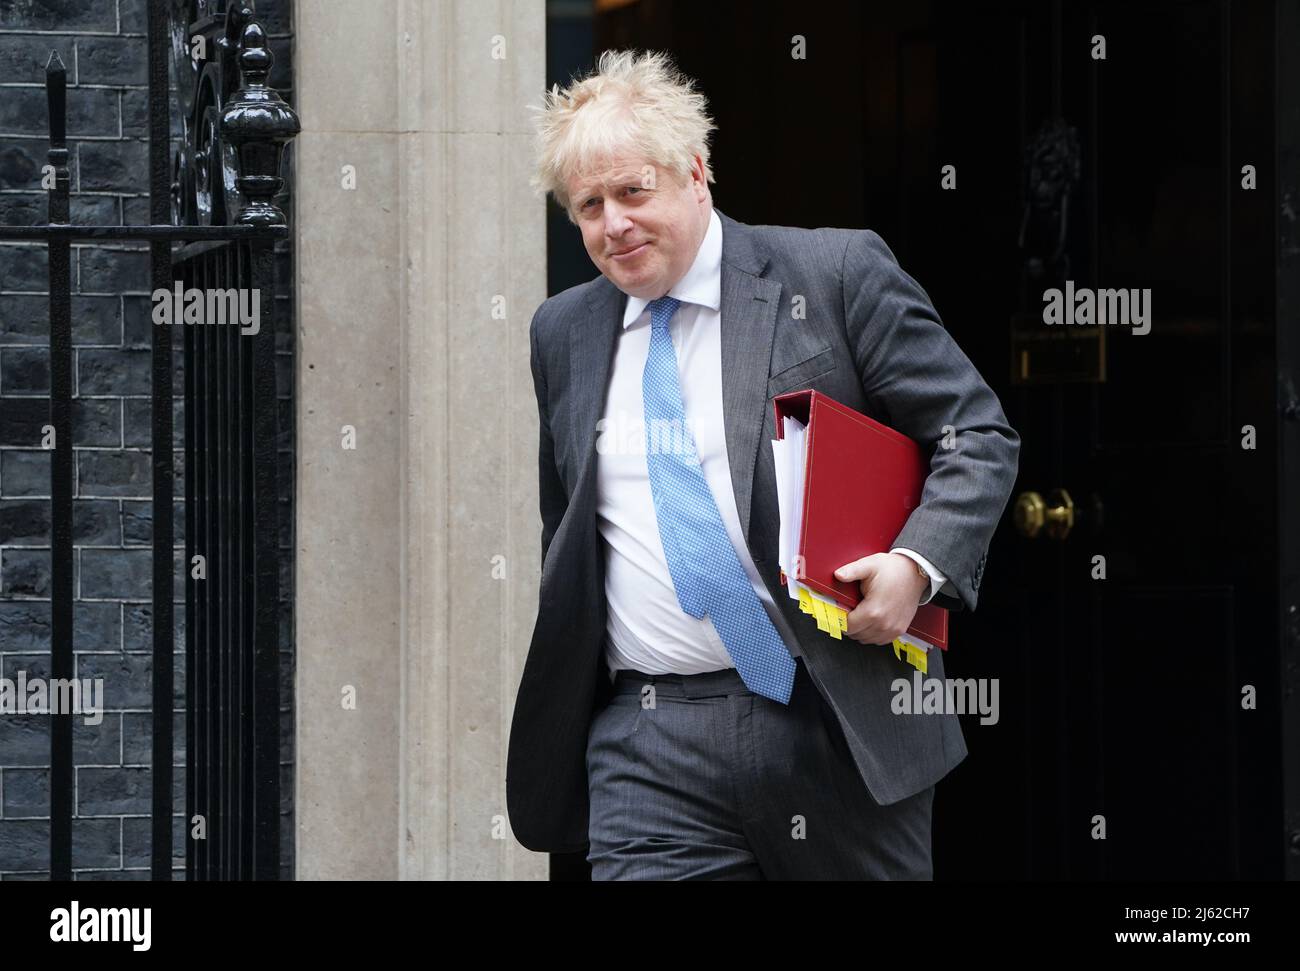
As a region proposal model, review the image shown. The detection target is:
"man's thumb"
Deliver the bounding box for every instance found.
[835,555,878,582]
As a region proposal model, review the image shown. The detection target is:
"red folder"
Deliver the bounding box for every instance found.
[773,389,949,649]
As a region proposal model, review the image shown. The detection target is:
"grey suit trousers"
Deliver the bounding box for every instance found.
[585,657,935,880]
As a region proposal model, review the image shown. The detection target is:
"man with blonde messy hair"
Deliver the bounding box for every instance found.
[508,49,1020,880]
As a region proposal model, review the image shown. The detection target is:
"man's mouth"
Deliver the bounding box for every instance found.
[610,241,649,260]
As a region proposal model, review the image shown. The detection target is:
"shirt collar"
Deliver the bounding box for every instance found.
[621,206,722,328]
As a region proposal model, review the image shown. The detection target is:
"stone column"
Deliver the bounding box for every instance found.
[292,0,547,880]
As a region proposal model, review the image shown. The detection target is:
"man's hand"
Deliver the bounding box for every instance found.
[833,552,928,646]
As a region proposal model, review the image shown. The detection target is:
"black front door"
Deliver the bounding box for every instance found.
[908,0,1289,880]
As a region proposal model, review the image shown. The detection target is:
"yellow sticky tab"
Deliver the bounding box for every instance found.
[894,636,929,674]
[812,598,830,633]
[834,607,848,633]
[825,604,843,640]
[797,586,814,615]
[892,638,926,673]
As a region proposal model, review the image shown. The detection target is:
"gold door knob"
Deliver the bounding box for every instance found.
[1014,491,1045,537]
[1014,488,1075,540]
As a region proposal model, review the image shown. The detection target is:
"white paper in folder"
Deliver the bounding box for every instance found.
[771,414,817,606]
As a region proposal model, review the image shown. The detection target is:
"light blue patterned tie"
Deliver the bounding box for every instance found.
[641,295,796,704]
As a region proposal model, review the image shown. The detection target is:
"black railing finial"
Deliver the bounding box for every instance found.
[220,21,299,227]
[45,50,69,225]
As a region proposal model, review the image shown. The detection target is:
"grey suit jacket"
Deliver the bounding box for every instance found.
[507,207,1021,853]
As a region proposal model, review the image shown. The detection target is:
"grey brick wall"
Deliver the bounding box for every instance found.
[0,0,295,880]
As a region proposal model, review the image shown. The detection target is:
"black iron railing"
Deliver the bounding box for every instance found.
[0,0,296,880]
[178,236,284,880]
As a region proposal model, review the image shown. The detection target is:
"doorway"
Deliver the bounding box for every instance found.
[546,0,1300,879]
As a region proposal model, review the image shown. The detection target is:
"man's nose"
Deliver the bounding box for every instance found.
[603,200,633,241]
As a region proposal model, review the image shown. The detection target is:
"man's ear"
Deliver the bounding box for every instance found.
[691,153,708,199]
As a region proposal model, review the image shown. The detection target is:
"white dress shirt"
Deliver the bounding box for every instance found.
[595,207,952,680]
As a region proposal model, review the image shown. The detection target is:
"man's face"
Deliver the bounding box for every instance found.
[566,151,709,299]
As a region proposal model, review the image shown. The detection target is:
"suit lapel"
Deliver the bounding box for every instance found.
[567,277,625,499]
[566,208,780,543]
[716,211,781,541]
